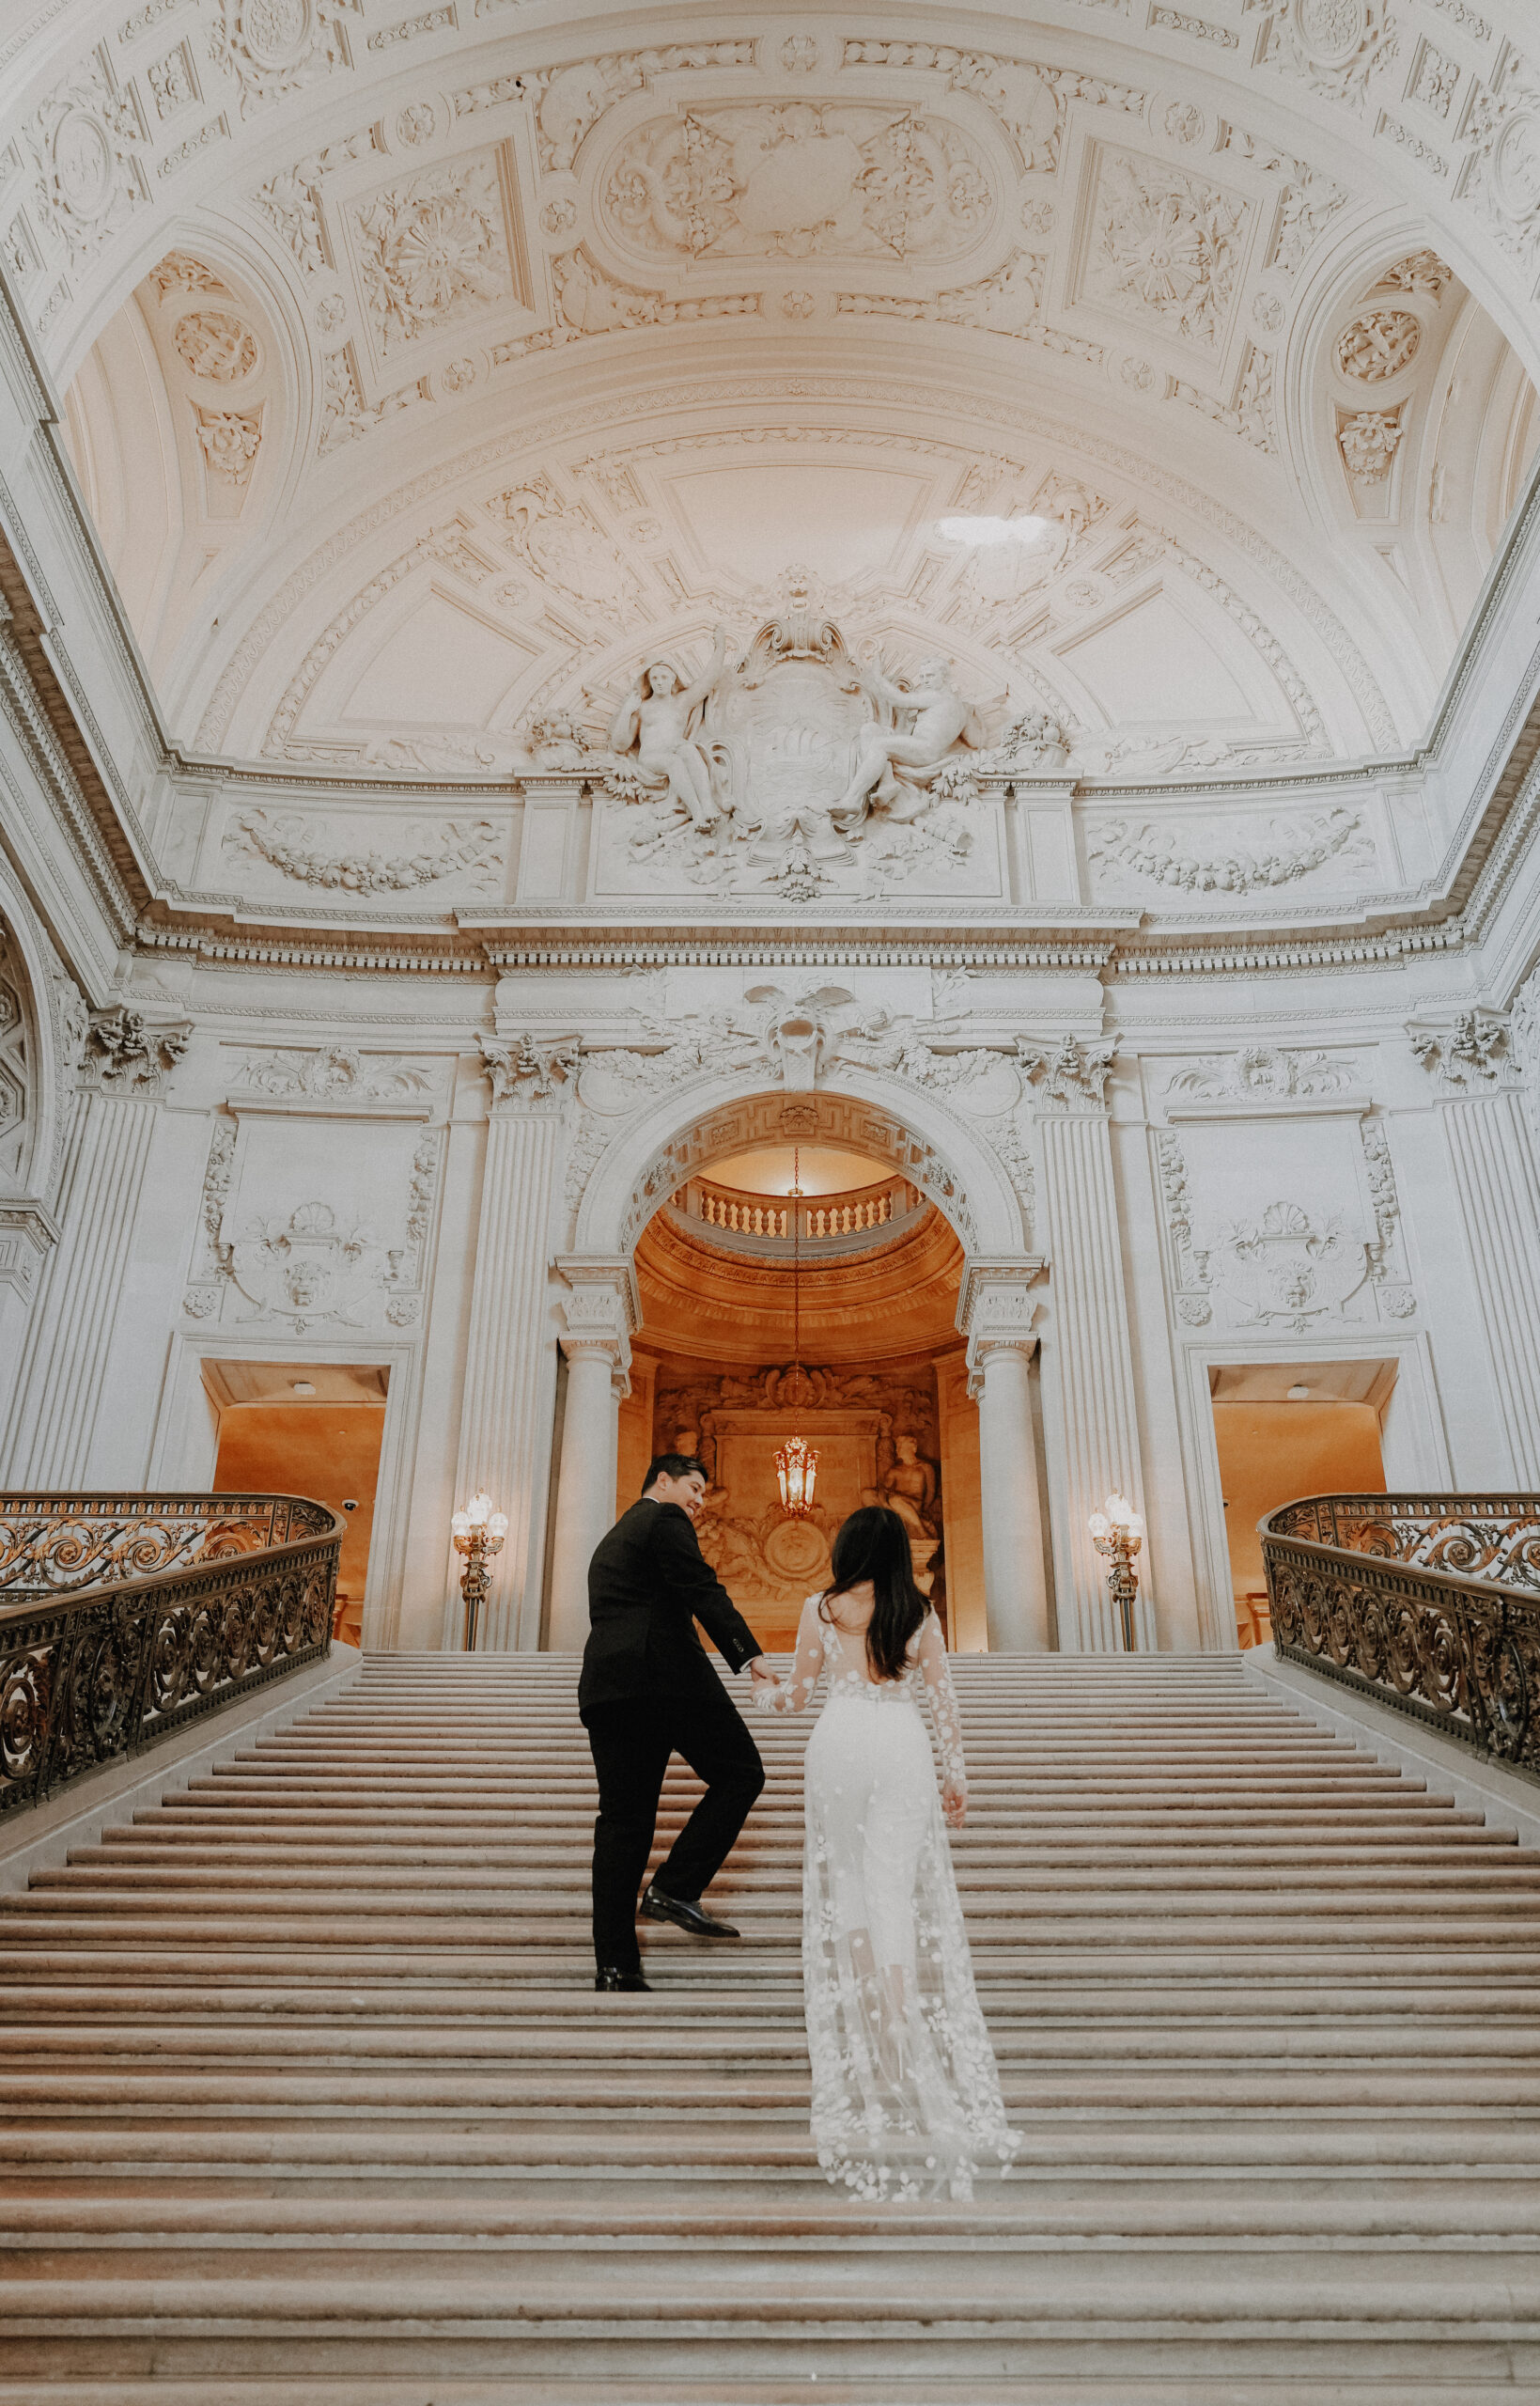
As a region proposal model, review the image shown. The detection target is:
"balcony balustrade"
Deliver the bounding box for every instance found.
[672,1174,924,1254]
[1261,1491,1540,1784]
[0,1492,342,1817]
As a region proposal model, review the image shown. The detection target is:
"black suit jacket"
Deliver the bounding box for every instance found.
[579,1497,763,1715]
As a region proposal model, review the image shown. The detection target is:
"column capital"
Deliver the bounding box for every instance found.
[957,1254,1046,1385]
[0,1198,60,1302]
[79,1007,191,1095]
[554,1254,639,1394]
[1019,1033,1117,1113]
[1407,1009,1520,1095]
[479,1030,580,1112]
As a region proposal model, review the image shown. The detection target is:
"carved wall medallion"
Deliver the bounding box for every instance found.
[173,308,258,380]
[1334,308,1421,381]
[210,0,359,116]
[25,57,147,267]
[1263,0,1399,110]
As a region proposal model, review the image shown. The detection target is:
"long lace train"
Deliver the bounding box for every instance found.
[757,1598,1019,2202]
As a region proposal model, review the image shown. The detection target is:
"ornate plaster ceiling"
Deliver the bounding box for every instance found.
[3,0,1538,784]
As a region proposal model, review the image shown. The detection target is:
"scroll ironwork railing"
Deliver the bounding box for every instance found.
[1260,1492,1540,1783]
[0,1492,342,1819]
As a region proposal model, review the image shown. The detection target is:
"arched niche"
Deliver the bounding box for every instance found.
[571,1069,1029,1266]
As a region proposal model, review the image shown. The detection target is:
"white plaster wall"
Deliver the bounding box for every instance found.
[6,970,1539,1652]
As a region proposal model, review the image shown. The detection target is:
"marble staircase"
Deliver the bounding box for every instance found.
[2,1650,1540,2400]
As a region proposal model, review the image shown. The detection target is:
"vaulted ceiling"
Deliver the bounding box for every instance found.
[3,0,1537,779]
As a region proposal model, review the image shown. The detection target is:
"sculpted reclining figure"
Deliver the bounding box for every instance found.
[832,655,983,832]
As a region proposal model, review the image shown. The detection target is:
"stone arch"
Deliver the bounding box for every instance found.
[571,1065,1030,1265]
[0,873,70,1208]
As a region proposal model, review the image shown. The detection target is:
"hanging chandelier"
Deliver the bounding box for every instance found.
[774,1147,819,1519]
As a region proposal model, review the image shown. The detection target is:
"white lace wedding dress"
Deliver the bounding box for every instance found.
[756,1596,1019,2202]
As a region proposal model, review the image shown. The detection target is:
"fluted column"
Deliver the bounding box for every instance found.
[0,1202,58,1447]
[1410,1013,1540,1482]
[547,1257,639,1649]
[958,1258,1050,1650]
[449,1036,577,1650]
[2,1090,159,1485]
[1022,1037,1151,1651]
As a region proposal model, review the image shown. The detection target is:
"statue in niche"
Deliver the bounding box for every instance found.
[831,654,985,831]
[608,628,729,830]
[878,1430,941,1538]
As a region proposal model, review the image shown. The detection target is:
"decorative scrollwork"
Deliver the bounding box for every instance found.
[1262,1489,1540,1783]
[0,1490,341,1820]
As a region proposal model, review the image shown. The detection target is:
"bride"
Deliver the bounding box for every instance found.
[754,1504,1019,2201]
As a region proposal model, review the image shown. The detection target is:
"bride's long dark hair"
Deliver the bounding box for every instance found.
[820,1504,929,1681]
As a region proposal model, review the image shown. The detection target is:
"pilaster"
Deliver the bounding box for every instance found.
[957,1256,1050,1650]
[448,1034,576,1649]
[1023,1036,1152,1651]
[1408,1011,1540,1483]
[547,1255,640,1648]
[1,1008,190,1487]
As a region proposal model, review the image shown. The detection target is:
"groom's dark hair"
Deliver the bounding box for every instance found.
[643,1453,708,1493]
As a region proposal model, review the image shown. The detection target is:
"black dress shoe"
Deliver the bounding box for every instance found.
[639,1885,739,1939]
[594,1967,651,1992]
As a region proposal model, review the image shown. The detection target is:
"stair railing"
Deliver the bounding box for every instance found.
[0,1492,343,1819]
[1260,1491,1540,1781]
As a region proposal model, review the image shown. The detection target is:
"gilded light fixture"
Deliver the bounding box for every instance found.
[450,1489,507,1650]
[773,1148,819,1519]
[1088,1492,1144,1651]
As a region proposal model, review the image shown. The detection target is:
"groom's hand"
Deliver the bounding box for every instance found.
[748,1655,776,1685]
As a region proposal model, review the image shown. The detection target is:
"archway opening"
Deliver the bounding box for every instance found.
[618,1132,982,1651]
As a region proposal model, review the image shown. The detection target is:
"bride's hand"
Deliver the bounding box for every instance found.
[941,1775,967,1830]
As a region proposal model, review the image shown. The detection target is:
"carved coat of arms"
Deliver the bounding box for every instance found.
[1206,1200,1368,1332]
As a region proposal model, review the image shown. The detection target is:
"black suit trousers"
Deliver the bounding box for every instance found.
[583,1678,765,1974]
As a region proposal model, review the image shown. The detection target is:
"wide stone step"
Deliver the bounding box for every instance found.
[8,2179,1540,2243]
[9,1649,1540,2390]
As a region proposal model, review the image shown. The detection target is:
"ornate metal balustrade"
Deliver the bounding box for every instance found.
[1261,1492,1540,1782]
[0,1492,342,1819]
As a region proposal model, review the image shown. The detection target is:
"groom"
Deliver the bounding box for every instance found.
[580,1453,774,1992]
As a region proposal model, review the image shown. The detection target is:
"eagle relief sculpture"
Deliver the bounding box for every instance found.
[591,582,999,902]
